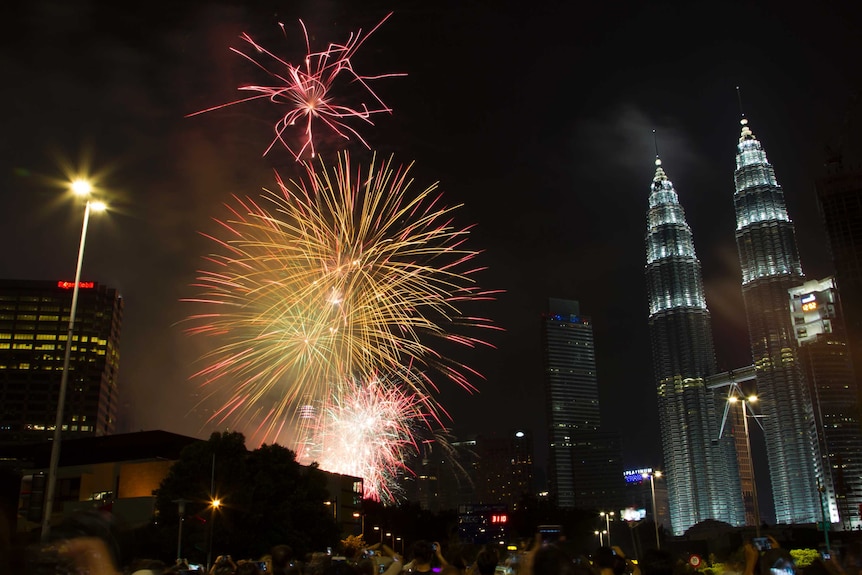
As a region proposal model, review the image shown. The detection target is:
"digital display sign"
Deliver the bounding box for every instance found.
[801,293,818,312]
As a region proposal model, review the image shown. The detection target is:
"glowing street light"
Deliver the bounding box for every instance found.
[599,511,615,547]
[353,512,365,537]
[642,470,663,549]
[723,389,762,536]
[594,529,607,546]
[206,498,222,570]
[40,178,107,542]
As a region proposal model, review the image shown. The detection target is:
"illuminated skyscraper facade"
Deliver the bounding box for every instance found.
[0,280,122,445]
[732,117,821,524]
[542,298,624,510]
[645,158,744,535]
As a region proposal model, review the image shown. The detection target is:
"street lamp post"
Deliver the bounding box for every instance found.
[729,393,762,537]
[373,526,380,544]
[600,511,615,547]
[594,530,602,546]
[353,512,365,538]
[40,179,106,542]
[642,470,662,549]
[174,498,191,562]
[206,499,221,571]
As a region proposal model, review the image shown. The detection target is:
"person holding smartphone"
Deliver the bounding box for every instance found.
[367,542,403,575]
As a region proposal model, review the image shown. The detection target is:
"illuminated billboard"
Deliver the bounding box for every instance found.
[623,468,652,484]
[621,507,647,521]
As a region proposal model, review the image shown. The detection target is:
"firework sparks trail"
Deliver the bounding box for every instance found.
[298,375,433,503]
[183,151,500,442]
[188,13,404,161]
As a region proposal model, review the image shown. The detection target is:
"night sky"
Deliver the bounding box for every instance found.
[1,0,859,477]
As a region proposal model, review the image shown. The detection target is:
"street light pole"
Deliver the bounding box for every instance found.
[41,180,105,542]
[206,499,221,571]
[739,396,762,537]
[353,512,365,538]
[724,391,762,537]
[600,511,615,547]
[643,470,662,549]
[174,498,191,562]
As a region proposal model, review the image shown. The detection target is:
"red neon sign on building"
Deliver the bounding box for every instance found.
[57,281,95,290]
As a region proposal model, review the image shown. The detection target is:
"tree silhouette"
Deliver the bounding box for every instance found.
[152,431,339,562]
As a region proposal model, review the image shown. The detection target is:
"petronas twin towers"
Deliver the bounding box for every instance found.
[645,116,821,534]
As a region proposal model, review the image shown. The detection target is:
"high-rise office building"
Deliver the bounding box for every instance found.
[474,430,533,510]
[0,279,123,445]
[404,437,474,512]
[732,117,822,524]
[816,150,862,421]
[789,277,862,529]
[645,156,744,535]
[542,298,624,510]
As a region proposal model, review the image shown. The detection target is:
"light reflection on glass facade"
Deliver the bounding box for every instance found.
[645,158,744,535]
[733,118,822,525]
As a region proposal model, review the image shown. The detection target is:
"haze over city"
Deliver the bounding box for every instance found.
[1,0,859,479]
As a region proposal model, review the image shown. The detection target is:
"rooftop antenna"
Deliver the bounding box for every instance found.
[736,86,745,119]
[652,129,664,186]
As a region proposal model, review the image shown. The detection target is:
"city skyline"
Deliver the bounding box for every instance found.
[0,0,859,477]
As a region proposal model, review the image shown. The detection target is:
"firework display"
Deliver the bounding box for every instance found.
[185,152,497,447]
[188,13,403,160]
[188,12,495,501]
[298,375,431,503]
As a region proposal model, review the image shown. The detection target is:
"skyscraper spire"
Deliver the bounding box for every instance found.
[653,130,668,182]
[644,150,744,534]
[731,109,823,525]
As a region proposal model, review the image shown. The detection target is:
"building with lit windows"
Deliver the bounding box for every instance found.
[474,430,533,509]
[403,437,476,512]
[0,280,122,445]
[732,117,822,524]
[789,277,862,529]
[816,155,862,423]
[542,298,624,510]
[645,156,744,535]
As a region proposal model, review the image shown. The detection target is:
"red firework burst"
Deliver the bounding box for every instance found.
[189,13,404,160]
